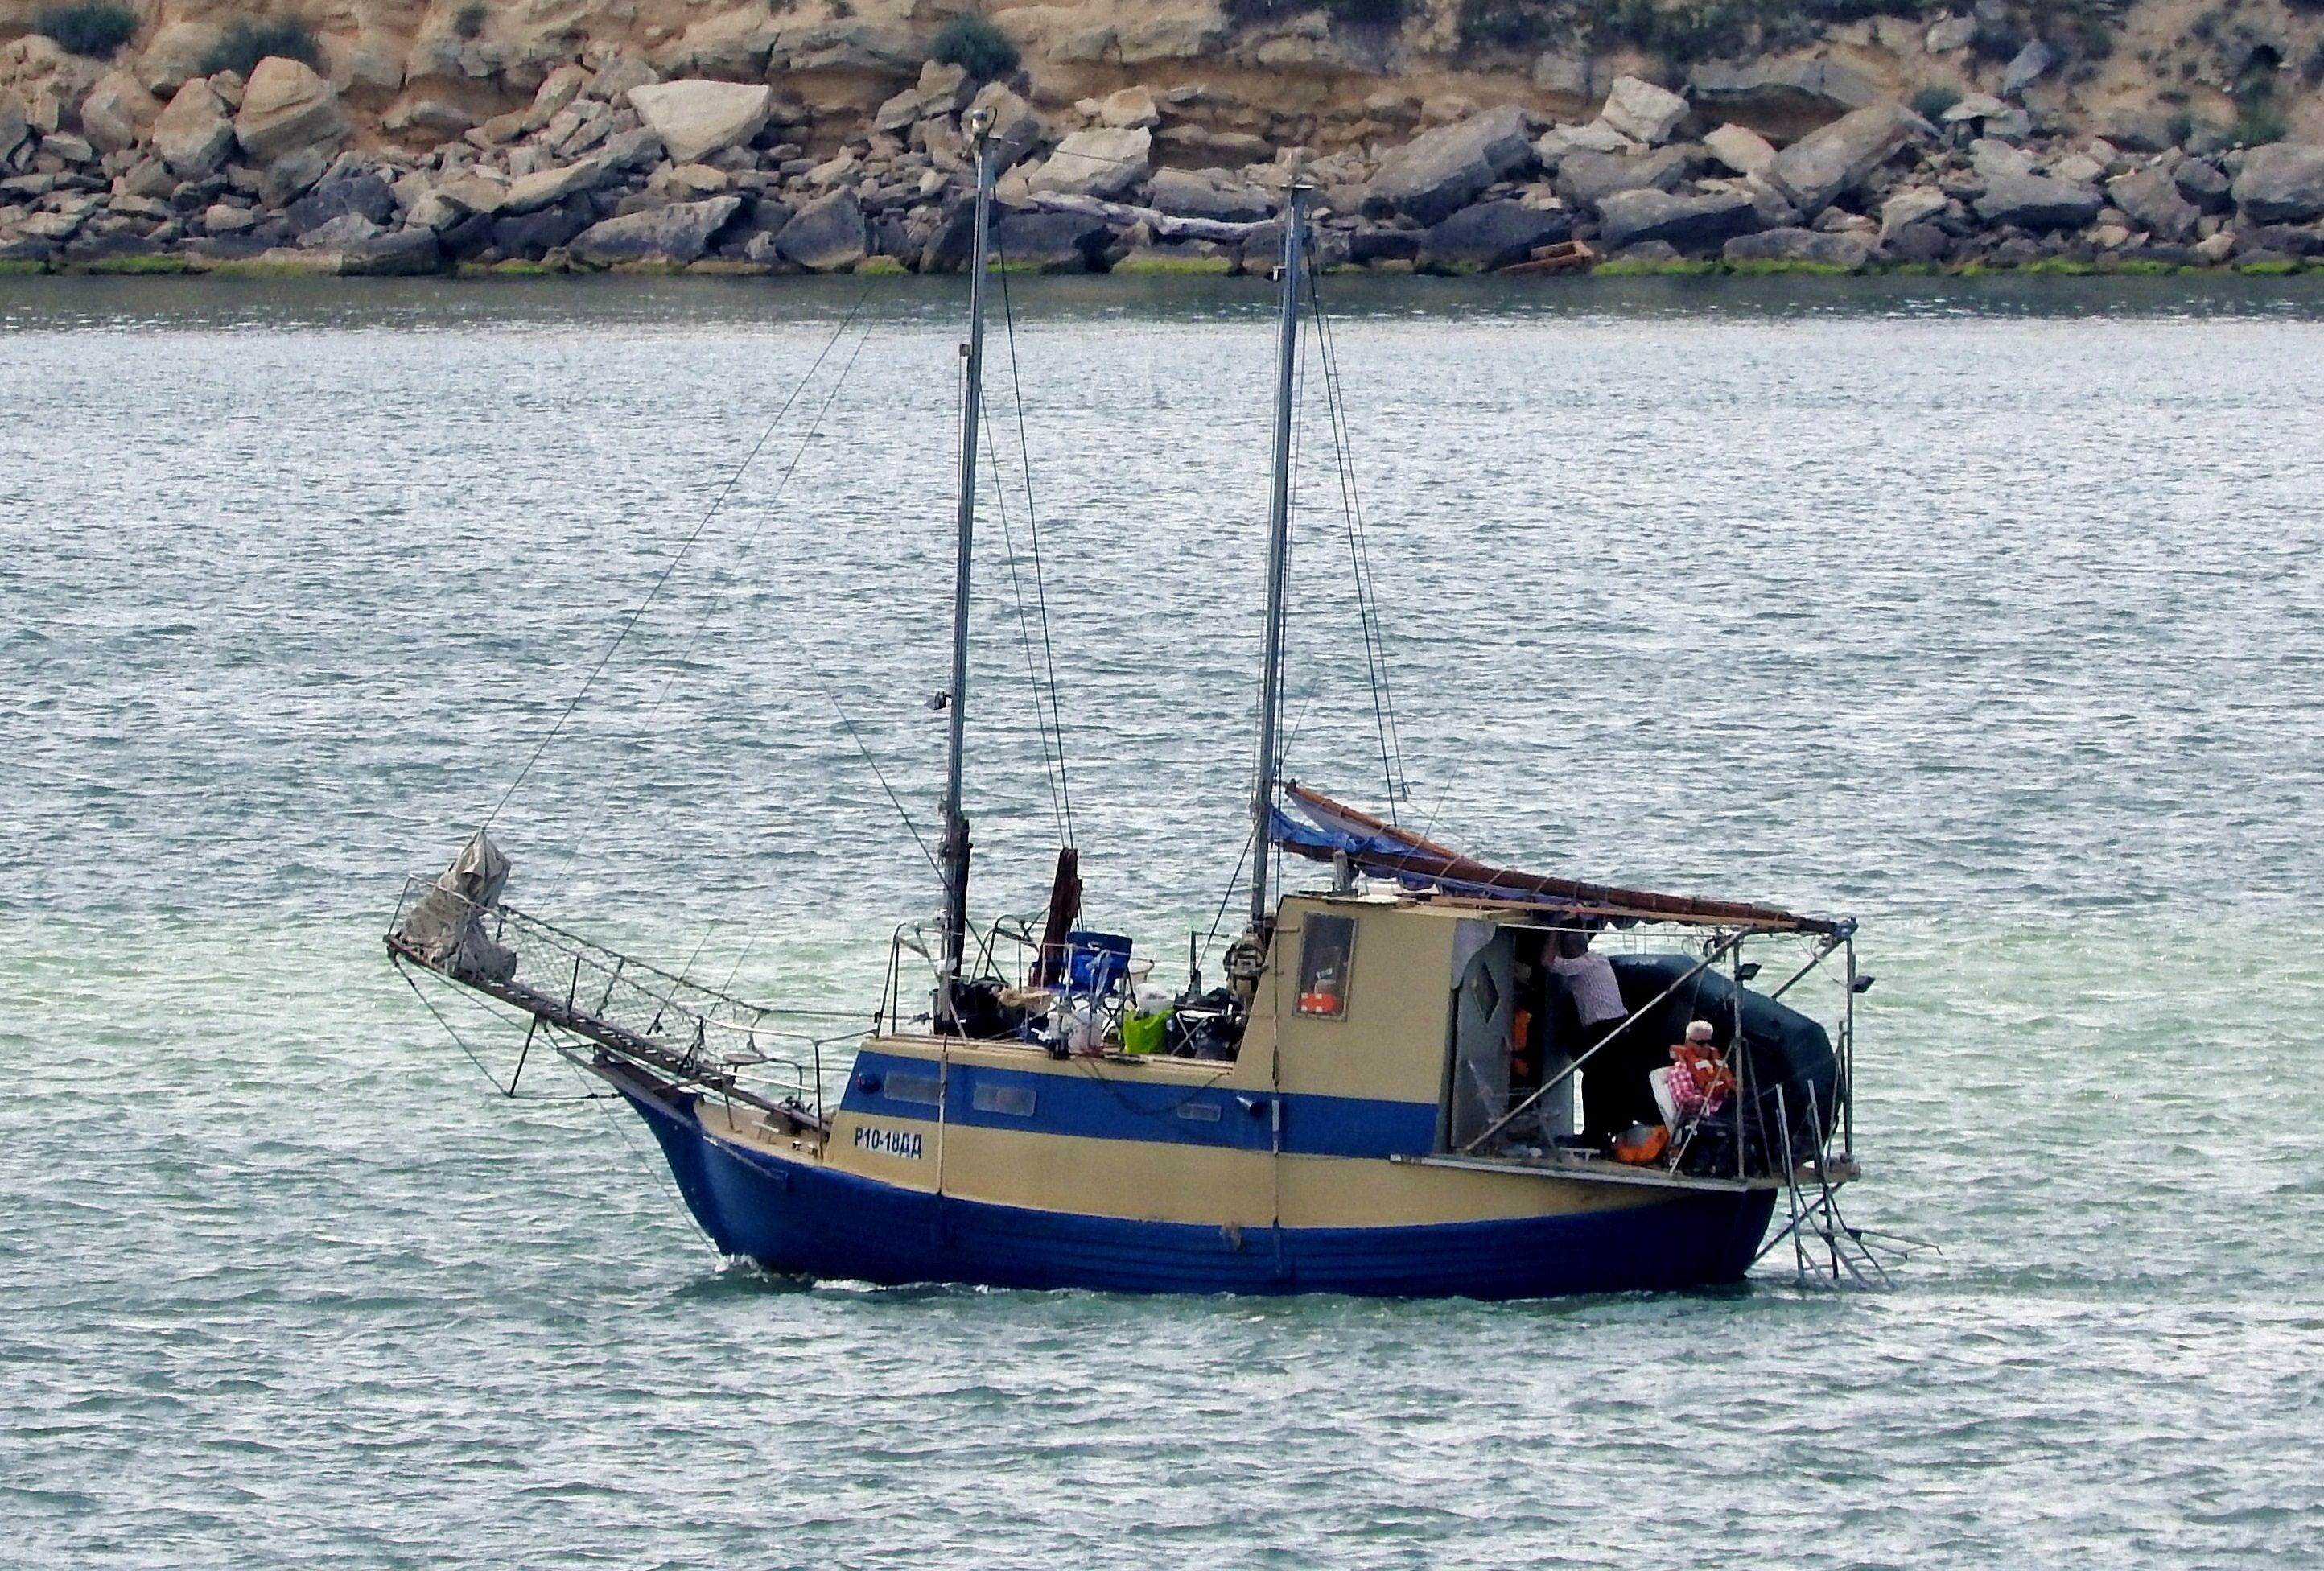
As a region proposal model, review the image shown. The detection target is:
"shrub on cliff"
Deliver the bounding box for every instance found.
[202,18,323,78]
[34,2,138,59]
[1911,85,1963,120]
[929,17,1020,80]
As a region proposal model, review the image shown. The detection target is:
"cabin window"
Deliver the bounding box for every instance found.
[1295,914,1357,1019]
[883,1070,943,1106]
[970,1081,1036,1118]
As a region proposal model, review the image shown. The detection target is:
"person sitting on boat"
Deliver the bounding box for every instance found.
[1658,1021,1735,1125]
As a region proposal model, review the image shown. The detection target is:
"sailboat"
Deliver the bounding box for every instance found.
[387,111,1875,1298]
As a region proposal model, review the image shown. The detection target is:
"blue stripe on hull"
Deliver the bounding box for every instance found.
[622,1085,1777,1300]
[842,1049,1441,1159]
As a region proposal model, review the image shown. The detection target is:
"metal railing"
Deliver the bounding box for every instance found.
[386,876,846,1119]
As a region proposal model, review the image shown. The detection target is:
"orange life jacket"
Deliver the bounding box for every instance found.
[1613,1123,1670,1165]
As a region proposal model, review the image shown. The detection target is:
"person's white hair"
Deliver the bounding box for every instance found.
[1684,1019,1715,1043]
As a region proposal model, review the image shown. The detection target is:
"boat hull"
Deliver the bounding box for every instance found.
[619,1080,1778,1300]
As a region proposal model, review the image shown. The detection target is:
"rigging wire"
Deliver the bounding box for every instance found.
[981,408,1069,849]
[521,303,938,1001]
[1304,267,1409,817]
[993,255,1076,847]
[971,247,1070,851]
[481,288,880,832]
[565,309,937,901]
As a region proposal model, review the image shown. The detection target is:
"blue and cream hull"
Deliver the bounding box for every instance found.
[601,1049,1780,1300]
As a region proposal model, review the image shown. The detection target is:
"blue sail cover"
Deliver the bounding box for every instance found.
[1270,782,1832,934]
[1267,802,1518,901]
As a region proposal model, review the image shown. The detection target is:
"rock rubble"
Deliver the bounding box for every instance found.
[2,27,2319,279]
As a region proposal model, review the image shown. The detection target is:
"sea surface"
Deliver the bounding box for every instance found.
[4,273,2322,1568]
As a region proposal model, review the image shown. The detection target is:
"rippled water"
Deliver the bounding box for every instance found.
[5,274,2322,1567]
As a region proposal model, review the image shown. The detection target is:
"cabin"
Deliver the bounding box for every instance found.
[826,887,1849,1223]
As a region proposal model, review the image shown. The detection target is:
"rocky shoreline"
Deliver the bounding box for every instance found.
[6,31,2324,279]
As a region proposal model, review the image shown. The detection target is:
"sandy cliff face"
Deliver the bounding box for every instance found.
[3,0,2318,157]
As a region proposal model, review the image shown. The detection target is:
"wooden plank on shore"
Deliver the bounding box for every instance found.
[1498,241,1597,276]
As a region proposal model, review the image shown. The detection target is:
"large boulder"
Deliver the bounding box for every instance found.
[501,154,615,215]
[2240,223,2324,257]
[1942,93,2030,140]
[2231,143,2324,225]
[1926,15,1976,52]
[1416,200,1574,271]
[992,210,1111,271]
[919,60,975,118]
[522,64,591,131]
[1538,121,1634,160]
[1556,146,1690,208]
[1148,167,1272,223]
[235,58,352,167]
[1885,220,1952,264]
[298,213,381,251]
[1972,137,2036,182]
[1878,186,1947,238]
[970,82,1044,171]
[2174,158,2231,212]
[776,190,867,271]
[259,142,340,208]
[1597,187,1761,252]
[79,72,161,156]
[1973,174,2102,230]
[1767,101,1929,218]
[1687,57,1881,135]
[626,80,771,165]
[1599,76,1688,146]
[151,79,237,179]
[1363,105,1535,225]
[571,196,744,266]
[493,196,595,258]
[2107,164,2201,242]
[1703,122,1777,179]
[1724,226,1872,267]
[138,23,225,97]
[340,228,443,276]
[910,202,970,273]
[2099,110,2179,153]
[1349,226,1420,263]
[286,173,397,237]
[384,93,474,137]
[1029,126,1152,199]
[1100,85,1161,129]
[2000,40,2055,98]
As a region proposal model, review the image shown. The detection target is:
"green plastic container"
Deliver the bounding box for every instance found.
[1120,1010,1168,1055]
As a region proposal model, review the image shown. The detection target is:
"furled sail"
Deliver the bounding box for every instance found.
[392,829,519,983]
[1271,782,1836,934]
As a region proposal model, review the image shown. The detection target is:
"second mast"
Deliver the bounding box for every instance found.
[1249,183,1309,929]
[939,109,996,1004]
